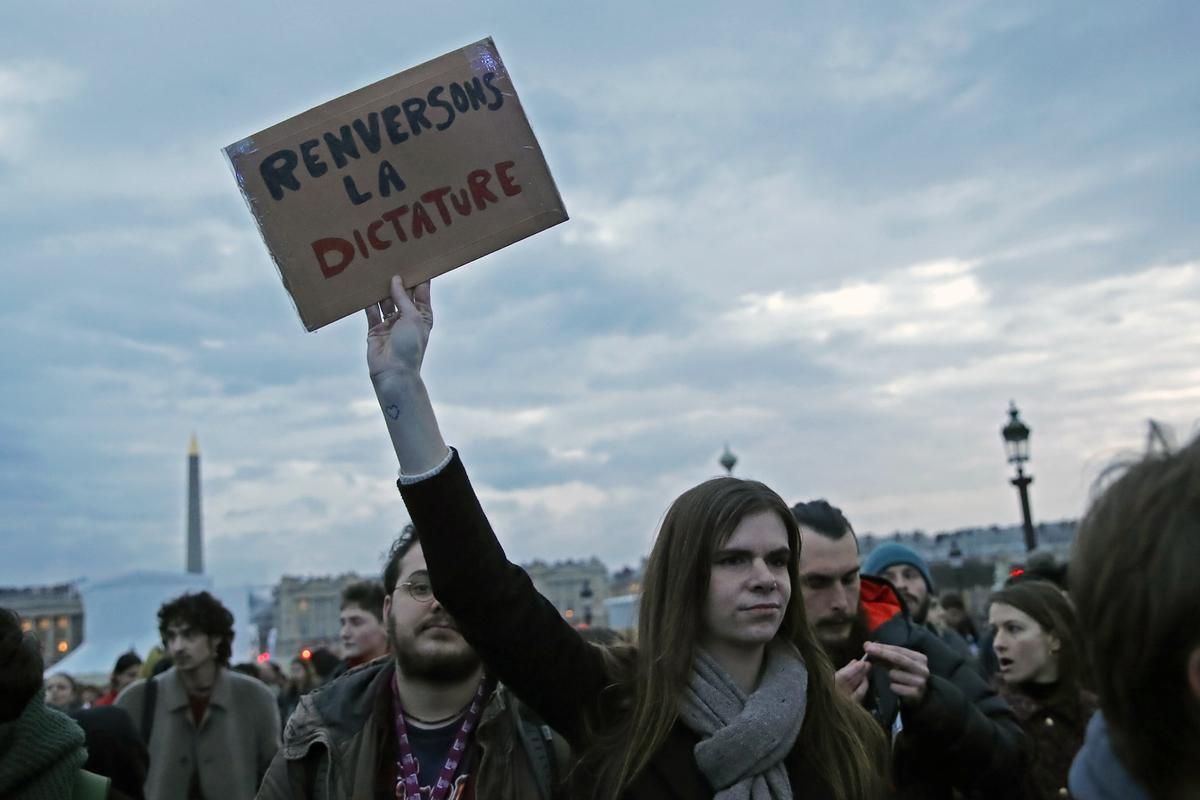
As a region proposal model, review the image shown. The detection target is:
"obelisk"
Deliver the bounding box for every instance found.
[187,433,204,574]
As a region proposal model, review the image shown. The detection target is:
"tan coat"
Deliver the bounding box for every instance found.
[116,666,280,800]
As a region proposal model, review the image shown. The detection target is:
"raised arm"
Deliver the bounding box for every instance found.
[366,276,449,475]
[365,277,608,740]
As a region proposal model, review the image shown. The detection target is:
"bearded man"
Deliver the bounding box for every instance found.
[258,524,566,800]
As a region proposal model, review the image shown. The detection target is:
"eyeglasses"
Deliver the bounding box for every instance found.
[398,580,435,603]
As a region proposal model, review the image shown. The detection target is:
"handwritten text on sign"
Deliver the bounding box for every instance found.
[226,39,567,331]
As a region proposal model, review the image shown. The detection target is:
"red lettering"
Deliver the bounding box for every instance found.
[449,188,472,217]
[381,206,409,242]
[366,220,390,251]
[420,187,454,225]
[467,169,498,210]
[352,229,370,258]
[312,237,354,279]
[410,202,437,238]
[495,161,522,197]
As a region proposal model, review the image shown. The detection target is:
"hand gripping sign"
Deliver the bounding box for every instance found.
[225,38,568,331]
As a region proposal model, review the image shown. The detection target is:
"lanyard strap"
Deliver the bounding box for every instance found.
[392,672,488,800]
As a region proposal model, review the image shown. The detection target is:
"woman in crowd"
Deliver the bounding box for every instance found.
[280,656,315,724]
[44,672,80,711]
[988,580,1095,799]
[365,278,888,800]
[94,651,142,706]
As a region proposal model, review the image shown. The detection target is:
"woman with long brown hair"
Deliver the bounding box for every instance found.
[365,277,888,799]
[988,579,1095,799]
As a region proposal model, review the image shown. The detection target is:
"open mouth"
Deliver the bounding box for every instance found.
[998,657,1014,670]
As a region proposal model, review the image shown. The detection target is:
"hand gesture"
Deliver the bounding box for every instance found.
[835,657,871,704]
[864,641,930,706]
[365,276,433,385]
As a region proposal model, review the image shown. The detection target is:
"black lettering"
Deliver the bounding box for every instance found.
[449,82,471,112]
[382,105,409,145]
[464,77,486,110]
[483,72,504,110]
[410,202,437,238]
[323,126,362,169]
[377,160,405,198]
[260,149,300,201]
[428,86,456,132]
[352,113,383,154]
[402,98,432,136]
[299,140,327,179]
[343,174,373,205]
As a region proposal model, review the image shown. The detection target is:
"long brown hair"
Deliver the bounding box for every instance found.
[580,476,887,799]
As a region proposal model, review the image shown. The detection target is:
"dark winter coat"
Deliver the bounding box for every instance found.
[995,680,1096,799]
[398,451,888,800]
[858,577,1028,799]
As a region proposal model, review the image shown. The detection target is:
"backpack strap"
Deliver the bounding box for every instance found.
[506,686,563,800]
[141,676,158,745]
[73,769,111,800]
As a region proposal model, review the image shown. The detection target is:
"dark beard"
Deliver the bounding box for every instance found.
[823,607,872,668]
[389,621,481,683]
[911,593,930,625]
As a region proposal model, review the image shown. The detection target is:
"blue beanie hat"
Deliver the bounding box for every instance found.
[862,542,934,592]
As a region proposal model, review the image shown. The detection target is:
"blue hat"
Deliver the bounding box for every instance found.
[862,542,934,593]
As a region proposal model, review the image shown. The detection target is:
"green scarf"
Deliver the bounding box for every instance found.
[0,697,88,799]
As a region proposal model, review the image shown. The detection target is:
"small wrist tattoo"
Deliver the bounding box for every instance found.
[385,404,400,420]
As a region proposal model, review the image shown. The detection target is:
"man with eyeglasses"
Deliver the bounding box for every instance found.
[258,524,567,800]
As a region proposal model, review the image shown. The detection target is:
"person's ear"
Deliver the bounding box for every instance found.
[382,593,393,625]
[1187,646,1200,701]
[1047,634,1062,655]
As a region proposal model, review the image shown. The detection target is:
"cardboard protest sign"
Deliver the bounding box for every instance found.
[225,38,568,331]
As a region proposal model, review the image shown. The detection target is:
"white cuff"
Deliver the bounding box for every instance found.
[397,448,454,485]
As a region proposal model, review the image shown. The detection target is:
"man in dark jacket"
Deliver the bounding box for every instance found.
[791,500,1027,799]
[257,525,566,800]
[862,541,977,665]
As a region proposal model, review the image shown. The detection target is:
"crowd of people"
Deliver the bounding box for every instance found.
[1,275,1197,799]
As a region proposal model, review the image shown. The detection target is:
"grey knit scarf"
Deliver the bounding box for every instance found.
[677,640,808,800]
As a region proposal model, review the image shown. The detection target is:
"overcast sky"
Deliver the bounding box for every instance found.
[3,1,1197,589]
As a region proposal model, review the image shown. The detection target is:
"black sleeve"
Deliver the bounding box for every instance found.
[898,625,1030,798]
[397,451,609,742]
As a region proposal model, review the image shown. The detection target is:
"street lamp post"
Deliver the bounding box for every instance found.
[1001,401,1037,552]
[719,444,738,476]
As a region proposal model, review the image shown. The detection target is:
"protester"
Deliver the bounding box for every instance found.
[115,591,279,800]
[95,652,143,707]
[338,580,389,669]
[0,607,128,799]
[791,498,1026,799]
[278,656,315,724]
[45,672,81,711]
[988,580,1095,799]
[862,541,975,661]
[343,278,889,799]
[307,647,340,686]
[1068,437,1200,799]
[69,705,150,800]
[939,592,980,656]
[259,523,572,799]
